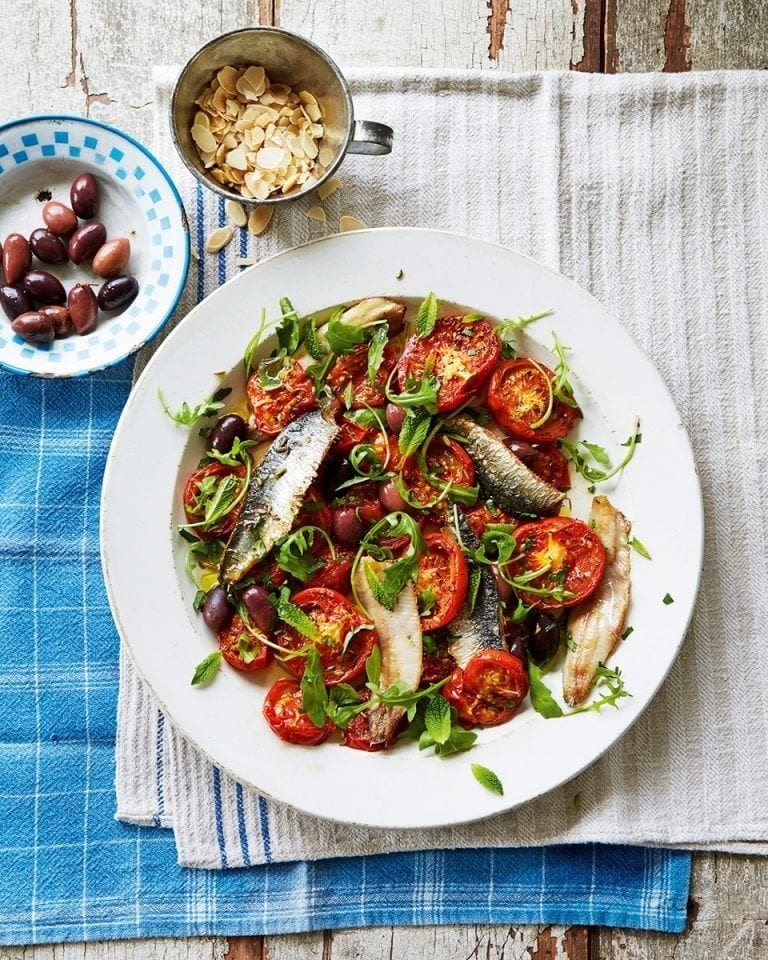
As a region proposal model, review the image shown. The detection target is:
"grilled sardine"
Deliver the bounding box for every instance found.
[563,496,631,706]
[450,415,564,517]
[219,410,338,585]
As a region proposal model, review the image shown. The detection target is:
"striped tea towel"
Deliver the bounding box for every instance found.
[117,67,768,868]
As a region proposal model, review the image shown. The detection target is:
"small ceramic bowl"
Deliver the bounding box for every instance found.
[171,26,393,206]
[0,114,189,378]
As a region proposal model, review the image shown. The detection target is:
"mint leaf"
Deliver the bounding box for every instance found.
[398,407,433,457]
[662,593,674,605]
[191,650,222,686]
[272,587,320,641]
[367,324,389,385]
[159,387,231,427]
[424,695,451,744]
[581,441,611,466]
[415,292,438,338]
[527,663,565,719]
[300,647,328,728]
[471,763,504,796]
[276,297,303,354]
[630,537,651,560]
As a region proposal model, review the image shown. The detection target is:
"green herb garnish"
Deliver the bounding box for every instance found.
[158,387,231,426]
[471,763,504,796]
[191,651,222,686]
[415,292,438,338]
[630,537,651,559]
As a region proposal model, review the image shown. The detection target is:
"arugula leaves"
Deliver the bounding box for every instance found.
[528,662,631,719]
[243,308,270,377]
[415,292,438,338]
[304,317,328,360]
[257,355,289,392]
[191,651,222,686]
[275,297,303,354]
[386,373,439,413]
[274,526,334,582]
[559,420,641,485]
[300,647,329,728]
[158,387,231,427]
[354,513,427,611]
[471,764,504,796]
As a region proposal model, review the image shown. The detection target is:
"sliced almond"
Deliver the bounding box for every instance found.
[236,257,258,267]
[318,145,335,167]
[339,215,367,232]
[226,145,249,171]
[306,103,322,123]
[225,199,247,227]
[317,176,342,201]
[247,206,274,235]
[306,205,327,223]
[191,124,217,153]
[256,146,287,170]
[205,225,235,253]
[217,66,240,95]
[299,90,318,106]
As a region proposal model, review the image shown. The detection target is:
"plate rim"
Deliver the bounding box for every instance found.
[0,112,190,379]
[101,226,705,829]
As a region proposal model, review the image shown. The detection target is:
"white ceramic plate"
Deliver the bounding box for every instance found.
[101,229,703,829]
[0,115,189,377]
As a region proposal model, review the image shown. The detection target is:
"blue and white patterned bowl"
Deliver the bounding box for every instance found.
[0,115,189,377]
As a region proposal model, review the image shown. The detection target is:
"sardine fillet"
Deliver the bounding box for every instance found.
[448,518,504,668]
[450,416,564,517]
[219,411,338,585]
[353,557,422,745]
[563,496,631,706]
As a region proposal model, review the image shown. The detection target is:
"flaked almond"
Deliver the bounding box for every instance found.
[306,205,327,223]
[226,145,249,171]
[217,66,240,95]
[205,226,235,253]
[191,124,217,153]
[247,206,274,236]
[225,199,247,227]
[339,215,366,232]
[256,146,287,170]
[317,177,342,201]
[318,146,335,167]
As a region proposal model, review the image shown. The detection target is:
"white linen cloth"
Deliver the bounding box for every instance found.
[116,66,768,867]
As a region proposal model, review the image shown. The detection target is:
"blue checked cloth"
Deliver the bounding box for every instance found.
[0,315,691,945]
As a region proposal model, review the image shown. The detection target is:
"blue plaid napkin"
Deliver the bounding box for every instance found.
[0,358,692,942]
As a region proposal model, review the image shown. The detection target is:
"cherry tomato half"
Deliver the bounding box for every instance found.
[331,418,374,456]
[507,516,606,611]
[305,545,355,593]
[246,358,317,437]
[416,532,469,631]
[442,650,529,727]
[487,359,581,442]
[463,502,516,540]
[183,461,246,542]
[293,484,332,532]
[327,342,396,408]
[218,613,273,671]
[263,677,333,745]
[527,443,571,491]
[396,315,501,412]
[399,436,475,512]
[277,587,378,685]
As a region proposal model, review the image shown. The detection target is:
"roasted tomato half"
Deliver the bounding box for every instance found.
[326,342,396,408]
[293,484,333,532]
[277,587,378,685]
[183,461,246,542]
[507,516,606,611]
[442,650,529,727]
[463,502,516,540]
[399,436,475,512]
[263,677,334,745]
[218,613,273,671]
[486,359,581,442]
[305,545,355,593]
[246,357,317,437]
[416,532,469,631]
[396,314,501,412]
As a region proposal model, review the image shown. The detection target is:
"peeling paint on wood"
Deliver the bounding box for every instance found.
[662,0,692,71]
[570,0,602,71]
[487,0,511,59]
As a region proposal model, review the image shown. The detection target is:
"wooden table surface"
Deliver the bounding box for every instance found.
[4,1,768,957]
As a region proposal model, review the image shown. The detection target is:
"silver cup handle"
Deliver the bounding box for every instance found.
[347,120,393,156]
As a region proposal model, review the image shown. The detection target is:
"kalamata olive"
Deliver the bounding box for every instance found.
[92,237,131,278]
[11,311,54,344]
[70,172,99,219]
[39,304,71,336]
[23,270,66,305]
[29,228,68,266]
[504,438,537,463]
[385,402,406,434]
[67,284,99,335]
[491,563,515,606]
[68,221,106,265]
[42,200,78,236]
[0,284,33,320]
[240,585,275,634]
[505,630,529,667]
[3,233,31,285]
[97,274,139,311]
[321,457,355,497]
[208,413,248,454]
[202,586,233,633]
[378,479,408,513]
[527,611,562,665]
[332,506,365,547]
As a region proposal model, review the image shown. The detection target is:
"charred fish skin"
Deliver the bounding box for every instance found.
[450,415,564,517]
[352,557,422,746]
[563,496,631,706]
[448,515,506,669]
[219,410,338,586]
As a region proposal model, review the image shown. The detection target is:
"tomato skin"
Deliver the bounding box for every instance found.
[340,690,387,751]
[442,650,529,727]
[331,418,374,457]
[421,648,458,684]
[305,546,355,593]
[246,358,317,437]
[487,359,581,442]
[263,678,334,745]
[399,436,475,512]
[463,503,516,540]
[508,517,606,611]
[416,532,469,630]
[277,587,378,685]
[327,342,396,408]
[183,462,246,542]
[396,315,501,412]
[293,484,332,532]
[218,614,273,671]
[527,443,571,491]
